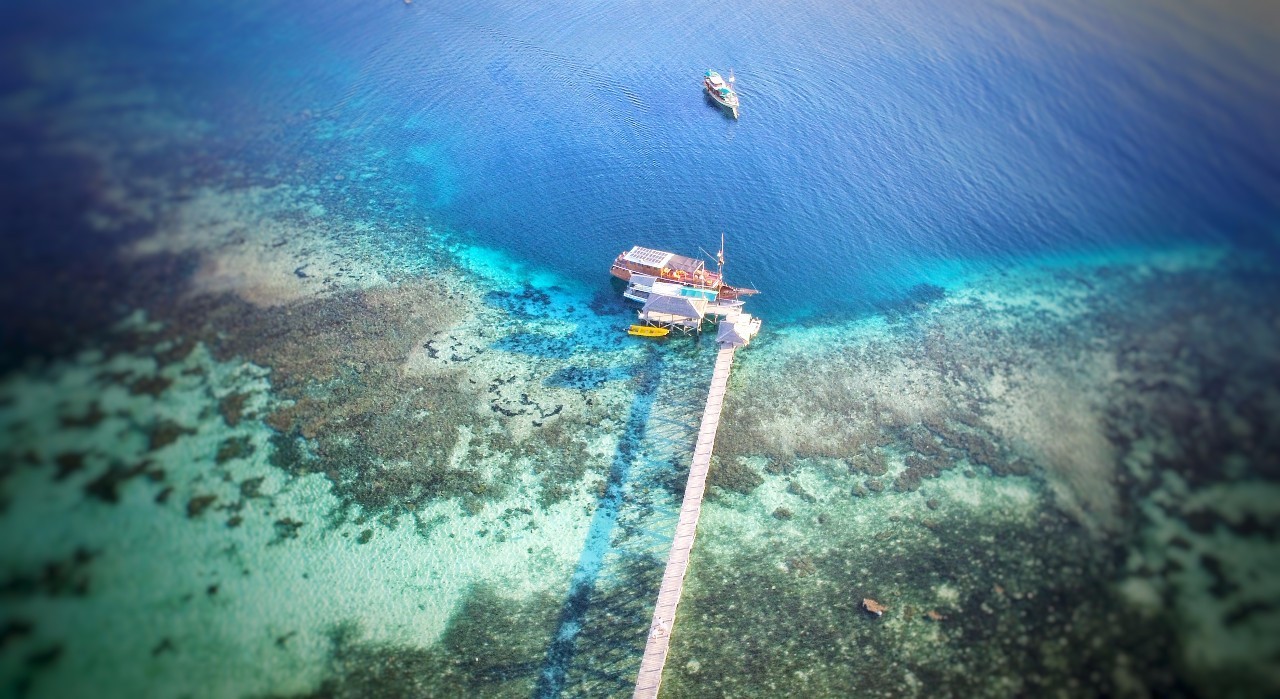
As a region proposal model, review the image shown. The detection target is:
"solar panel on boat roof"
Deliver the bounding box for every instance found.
[625,247,672,267]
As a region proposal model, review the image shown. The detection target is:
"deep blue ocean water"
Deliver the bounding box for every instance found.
[8,0,1276,321]
[3,0,1280,696]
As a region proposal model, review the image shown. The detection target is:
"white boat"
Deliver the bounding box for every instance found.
[624,275,722,304]
[704,70,739,118]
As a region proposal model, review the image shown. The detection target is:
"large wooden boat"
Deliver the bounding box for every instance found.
[703,70,739,119]
[610,244,757,300]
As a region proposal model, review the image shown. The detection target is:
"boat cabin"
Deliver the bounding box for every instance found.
[611,246,720,288]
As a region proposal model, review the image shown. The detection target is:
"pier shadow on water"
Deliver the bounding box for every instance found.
[534,348,705,698]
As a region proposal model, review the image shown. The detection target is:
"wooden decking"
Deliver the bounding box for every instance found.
[633,346,737,699]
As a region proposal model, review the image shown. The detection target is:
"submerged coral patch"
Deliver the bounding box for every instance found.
[492,331,577,359]
[544,365,630,390]
[0,335,613,698]
[483,285,555,319]
[285,585,563,698]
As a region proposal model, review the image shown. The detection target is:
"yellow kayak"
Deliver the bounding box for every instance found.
[628,325,670,337]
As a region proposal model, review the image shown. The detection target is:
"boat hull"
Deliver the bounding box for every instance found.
[718,284,758,300]
[628,325,670,337]
[609,263,633,282]
[705,92,739,117]
[703,80,739,118]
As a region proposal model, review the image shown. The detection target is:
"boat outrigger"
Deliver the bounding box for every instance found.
[703,70,739,119]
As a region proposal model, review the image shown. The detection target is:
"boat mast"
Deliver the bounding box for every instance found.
[717,232,725,278]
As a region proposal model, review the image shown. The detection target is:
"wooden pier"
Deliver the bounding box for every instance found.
[633,345,737,699]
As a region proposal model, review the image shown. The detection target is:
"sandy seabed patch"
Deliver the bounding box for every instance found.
[126,185,393,307]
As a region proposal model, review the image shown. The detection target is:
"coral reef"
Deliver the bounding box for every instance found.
[663,254,1280,697]
[707,456,765,495]
[280,585,562,699]
[0,329,619,697]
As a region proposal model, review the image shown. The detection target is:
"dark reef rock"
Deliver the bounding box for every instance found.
[267,432,310,474]
[239,477,264,499]
[787,480,817,503]
[895,454,944,492]
[764,459,795,475]
[53,453,86,481]
[491,332,573,359]
[128,375,172,397]
[273,518,304,541]
[0,547,96,598]
[788,556,817,577]
[0,620,34,649]
[25,644,63,668]
[216,436,255,464]
[879,283,947,318]
[149,420,196,451]
[544,366,626,390]
[186,494,217,518]
[483,285,552,319]
[708,457,764,495]
[84,461,152,503]
[58,402,106,429]
[219,392,251,426]
[850,448,889,476]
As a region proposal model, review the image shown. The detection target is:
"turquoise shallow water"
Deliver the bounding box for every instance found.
[1,0,1279,696]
